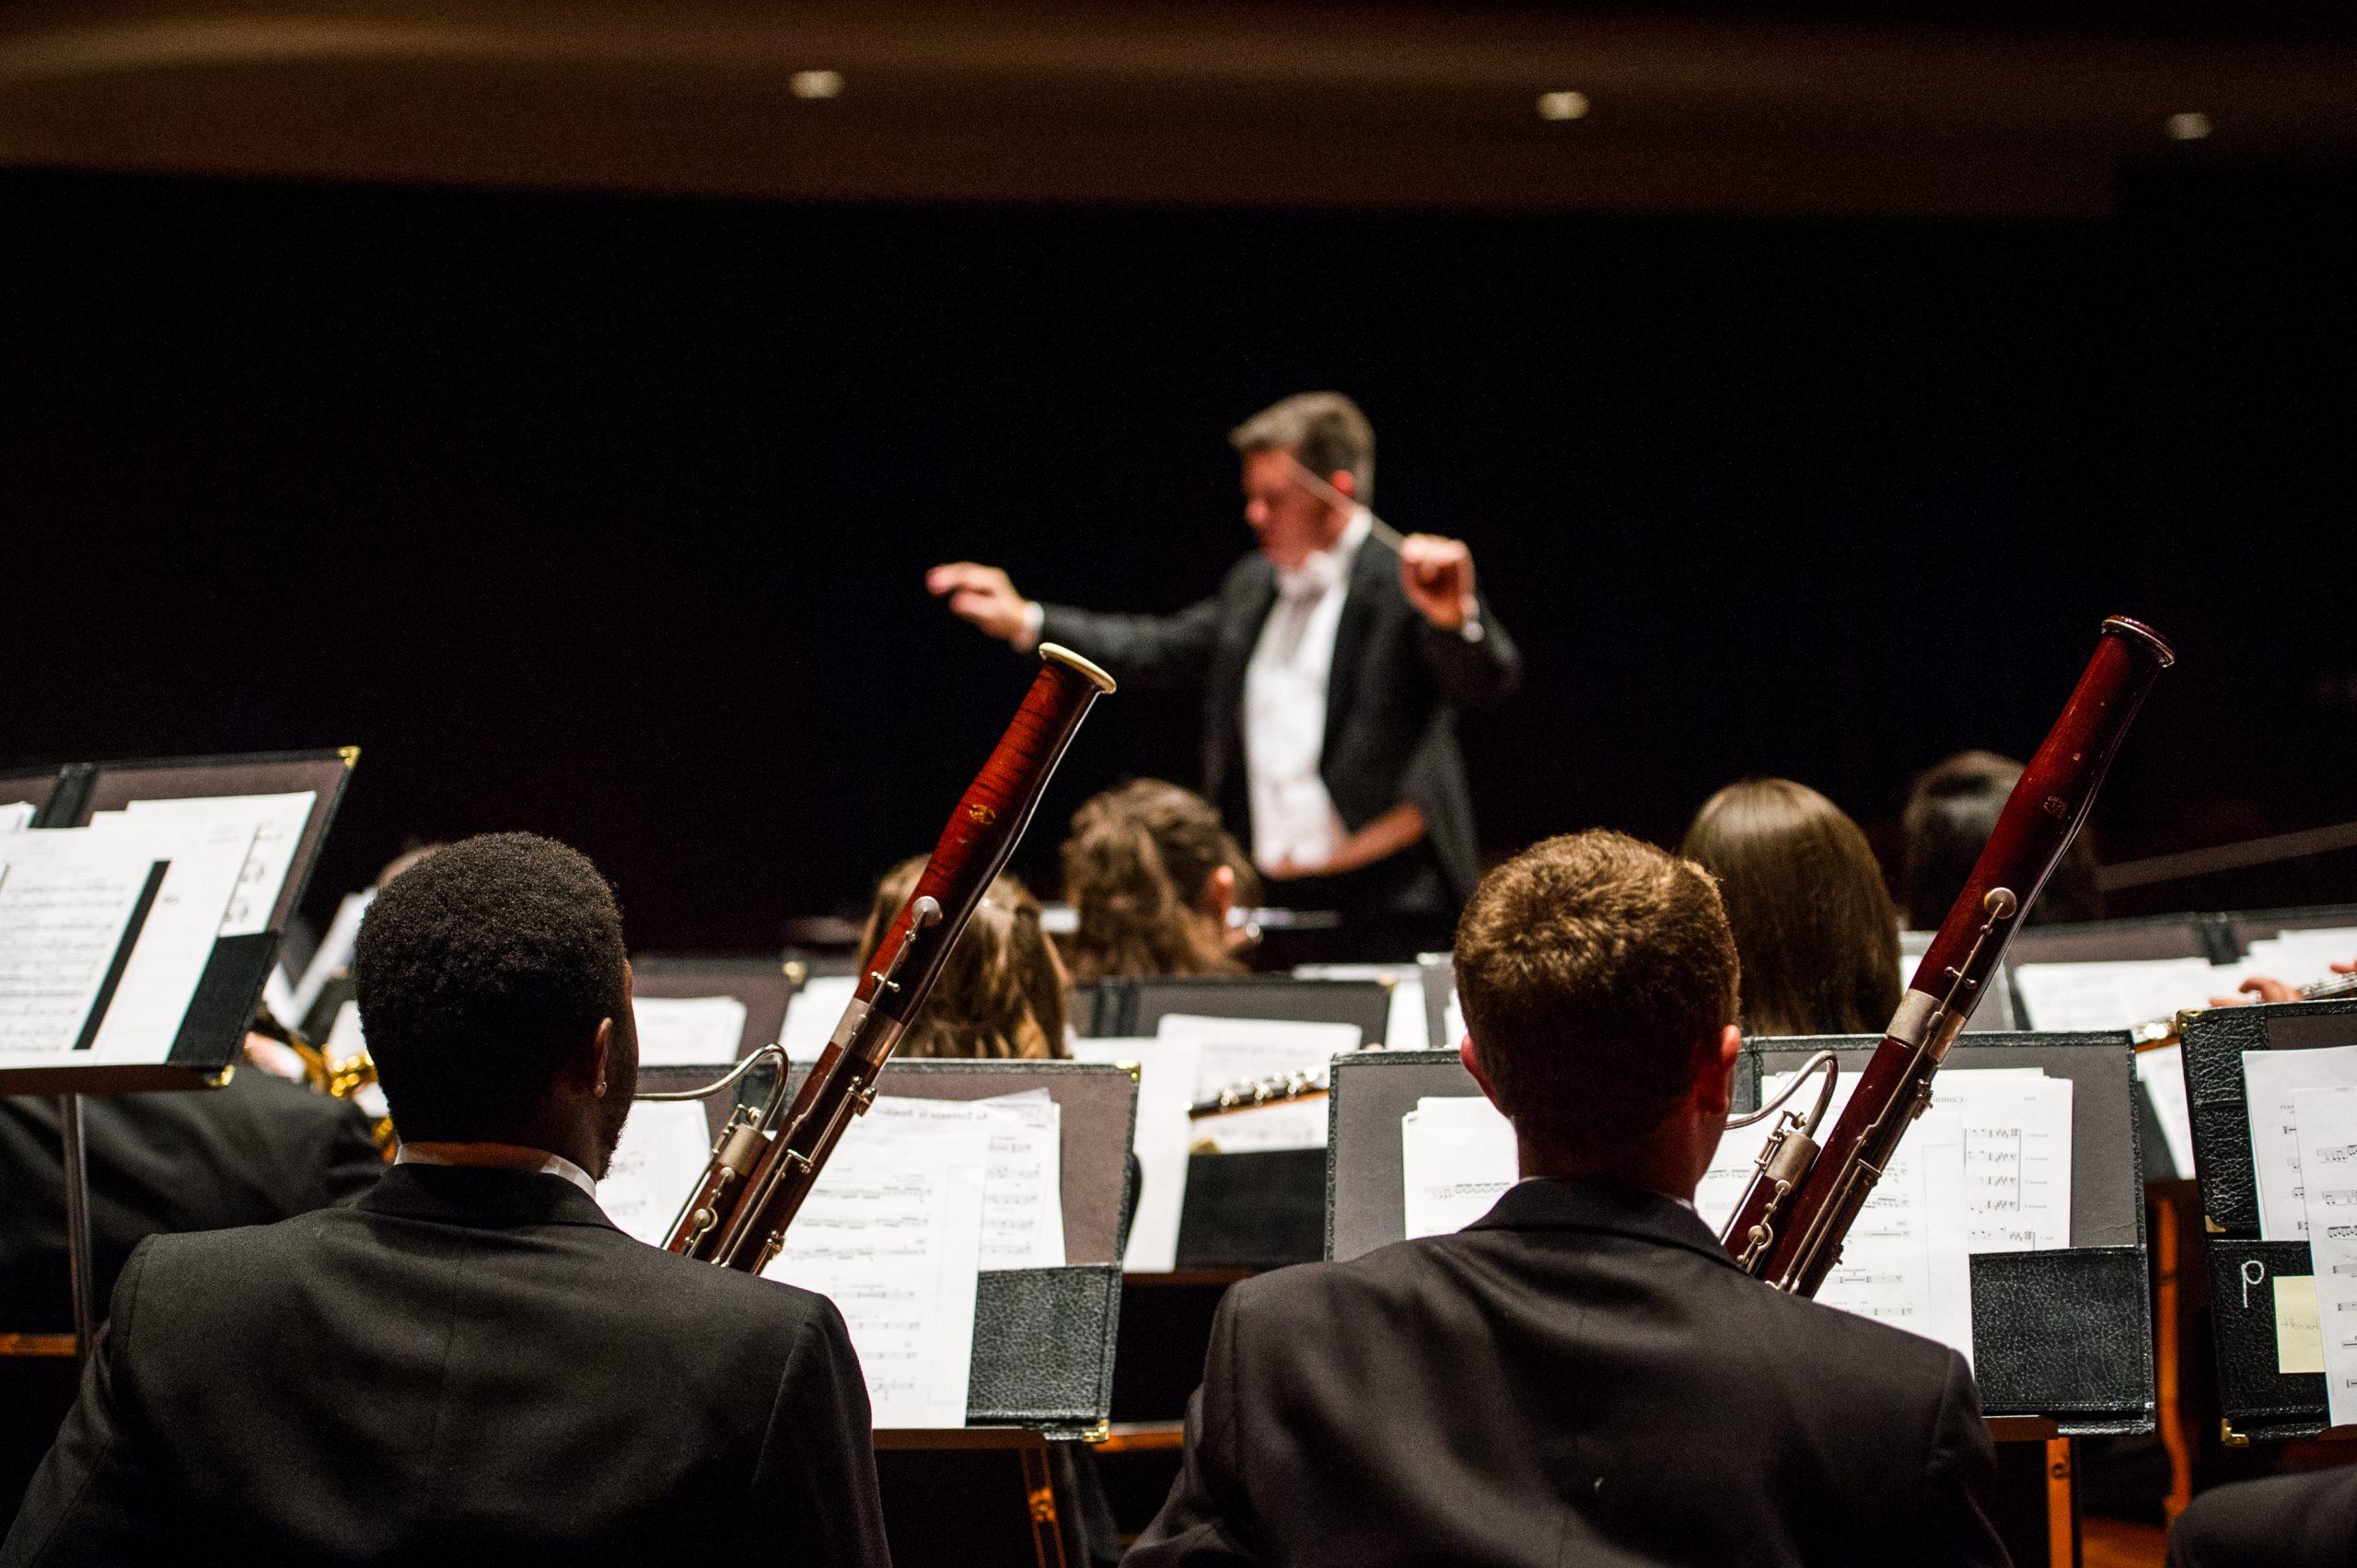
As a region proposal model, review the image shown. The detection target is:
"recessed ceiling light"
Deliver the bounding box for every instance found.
[791,70,844,100]
[2165,111,2212,141]
[1537,91,1589,122]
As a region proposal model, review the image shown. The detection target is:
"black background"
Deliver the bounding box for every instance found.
[3,167,2351,949]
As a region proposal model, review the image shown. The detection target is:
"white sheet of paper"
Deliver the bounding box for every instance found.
[110,792,316,937]
[975,1090,1066,1270]
[0,830,157,1055]
[81,820,253,1063]
[1293,964,1429,1050]
[288,889,372,1028]
[633,994,750,1066]
[782,973,858,1063]
[1157,1013,1359,1152]
[262,964,300,1028]
[2013,958,2225,1032]
[1727,1065,2070,1365]
[2245,931,2357,988]
[2136,1043,2198,1179]
[768,1097,988,1428]
[1069,1037,1197,1272]
[1,802,33,833]
[2293,1086,2357,1422]
[1400,1095,1516,1238]
[600,1100,716,1245]
[2243,1044,2357,1239]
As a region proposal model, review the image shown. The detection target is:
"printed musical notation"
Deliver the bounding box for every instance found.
[630,995,749,1067]
[2242,1044,2357,1240]
[1400,1095,1517,1239]
[2292,1086,2357,1423]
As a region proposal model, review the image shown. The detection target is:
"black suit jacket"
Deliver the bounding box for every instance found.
[1126,1179,2009,1568]
[0,1072,385,1333]
[1,1164,889,1568]
[1039,535,1520,901]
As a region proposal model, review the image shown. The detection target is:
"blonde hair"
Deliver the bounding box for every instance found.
[1058,780,1258,983]
[854,856,1069,1060]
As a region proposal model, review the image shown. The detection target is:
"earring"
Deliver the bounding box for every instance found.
[595,1076,608,1097]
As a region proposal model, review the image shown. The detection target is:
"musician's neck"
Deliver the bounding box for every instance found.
[1515,1138,1699,1208]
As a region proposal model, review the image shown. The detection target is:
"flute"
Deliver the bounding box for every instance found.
[663,644,1114,1274]
[1720,616,2174,1295]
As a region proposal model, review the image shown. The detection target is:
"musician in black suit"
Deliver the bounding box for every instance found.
[3,833,888,1568]
[0,1069,385,1517]
[1125,830,2009,1568]
[930,392,1520,954]
[2166,1468,2357,1568]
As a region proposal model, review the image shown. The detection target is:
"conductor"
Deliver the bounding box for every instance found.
[931,392,1520,954]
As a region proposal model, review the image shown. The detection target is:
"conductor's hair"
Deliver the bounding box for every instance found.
[354,832,628,1143]
[1059,780,1258,982]
[1229,391,1375,505]
[1902,750,2104,930]
[1680,778,1901,1039]
[1454,830,1738,1154]
[855,857,1070,1060]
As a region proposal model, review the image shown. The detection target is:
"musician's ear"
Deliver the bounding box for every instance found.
[1325,469,1356,501]
[1199,864,1237,923]
[1697,1025,1743,1115]
[1460,1029,1500,1109]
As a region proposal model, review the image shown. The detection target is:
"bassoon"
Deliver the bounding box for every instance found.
[1720,616,2175,1295]
[661,643,1115,1274]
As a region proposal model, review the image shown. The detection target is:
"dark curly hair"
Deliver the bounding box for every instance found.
[354,832,628,1143]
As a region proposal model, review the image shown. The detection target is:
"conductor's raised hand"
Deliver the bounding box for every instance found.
[927,562,1035,646]
[1398,534,1476,632]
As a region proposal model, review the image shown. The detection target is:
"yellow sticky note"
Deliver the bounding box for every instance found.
[2277,1275,2325,1375]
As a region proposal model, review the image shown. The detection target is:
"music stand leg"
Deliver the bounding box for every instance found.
[58,1095,97,1363]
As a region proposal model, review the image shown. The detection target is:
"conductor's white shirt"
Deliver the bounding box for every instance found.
[1243,510,1372,875]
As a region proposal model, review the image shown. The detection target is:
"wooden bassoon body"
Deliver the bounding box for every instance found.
[665,643,1115,1274]
[1721,616,2174,1295]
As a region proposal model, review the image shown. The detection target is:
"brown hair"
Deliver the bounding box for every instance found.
[1058,780,1259,982]
[853,856,1070,1060]
[1454,830,1739,1152]
[1229,391,1375,505]
[1902,749,2104,930]
[1679,779,1900,1038]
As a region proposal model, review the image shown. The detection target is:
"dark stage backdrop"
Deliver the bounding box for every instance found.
[2,168,2351,950]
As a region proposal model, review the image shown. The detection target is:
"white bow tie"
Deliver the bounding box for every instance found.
[1276,549,1343,603]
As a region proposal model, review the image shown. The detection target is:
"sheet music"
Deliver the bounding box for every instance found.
[2245,930,2357,986]
[1069,1037,1197,1272]
[2013,958,2228,1032]
[2135,1043,2198,1178]
[288,889,372,1028]
[1400,1094,1517,1238]
[2242,1044,2357,1239]
[767,1097,988,1428]
[632,994,749,1066]
[0,830,157,1054]
[1157,1013,1359,1152]
[2293,1086,2357,1423]
[1293,964,1429,1050]
[105,791,316,937]
[1723,1065,2071,1365]
[0,821,251,1065]
[976,1090,1066,1270]
[600,1099,716,1245]
[781,973,857,1063]
[262,964,301,1028]
[1,802,33,833]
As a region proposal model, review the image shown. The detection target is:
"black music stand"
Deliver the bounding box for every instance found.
[2181,996,2357,1444]
[725,1058,1139,1568]
[0,748,355,1362]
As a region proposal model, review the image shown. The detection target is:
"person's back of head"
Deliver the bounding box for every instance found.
[1059,780,1258,982]
[354,832,634,1164]
[856,856,1069,1059]
[1902,749,2103,930]
[1454,830,1741,1192]
[1680,779,1901,1038]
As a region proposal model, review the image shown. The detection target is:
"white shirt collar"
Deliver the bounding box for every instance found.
[1274,507,1374,600]
[394,1144,598,1200]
